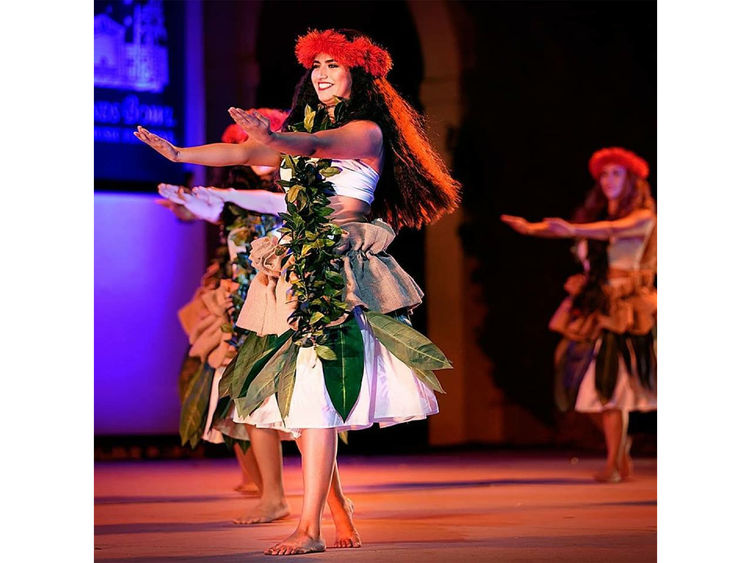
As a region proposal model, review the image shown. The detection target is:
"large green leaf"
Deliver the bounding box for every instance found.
[595,331,620,403]
[179,362,214,448]
[235,338,296,419]
[364,311,452,370]
[275,344,300,420]
[413,368,446,394]
[217,354,237,399]
[321,315,365,422]
[223,435,251,453]
[178,355,202,402]
[211,395,232,429]
[230,331,292,400]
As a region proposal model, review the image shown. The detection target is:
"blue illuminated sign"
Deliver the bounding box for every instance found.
[94,1,169,93]
[94,0,186,187]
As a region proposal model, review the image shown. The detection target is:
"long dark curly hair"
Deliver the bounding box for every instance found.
[283,29,461,231]
[574,171,655,223]
[569,171,655,315]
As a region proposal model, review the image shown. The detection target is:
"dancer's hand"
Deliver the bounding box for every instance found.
[501,214,543,235]
[179,186,224,222]
[157,183,187,204]
[155,199,197,222]
[157,183,221,222]
[134,126,180,161]
[228,107,273,144]
[543,217,576,237]
[156,183,199,221]
[194,186,236,205]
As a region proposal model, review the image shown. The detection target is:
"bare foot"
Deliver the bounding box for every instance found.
[233,483,261,496]
[330,497,362,548]
[593,465,622,483]
[264,529,325,556]
[232,500,289,525]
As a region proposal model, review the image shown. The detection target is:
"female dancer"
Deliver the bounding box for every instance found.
[135,28,459,555]
[502,147,656,483]
[159,110,361,537]
[158,109,287,495]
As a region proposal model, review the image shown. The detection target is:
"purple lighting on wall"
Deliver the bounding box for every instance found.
[95,192,206,435]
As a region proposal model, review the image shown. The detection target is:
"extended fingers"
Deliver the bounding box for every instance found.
[229,107,261,128]
[135,126,162,146]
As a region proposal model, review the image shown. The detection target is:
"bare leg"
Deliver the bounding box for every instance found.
[619,412,634,479]
[264,428,336,555]
[588,412,603,432]
[287,439,360,548]
[328,462,361,548]
[233,443,262,495]
[594,409,627,482]
[233,425,290,525]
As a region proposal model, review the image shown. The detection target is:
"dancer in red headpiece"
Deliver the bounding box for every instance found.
[156,109,286,496]
[502,147,656,483]
[156,110,361,544]
[135,29,460,555]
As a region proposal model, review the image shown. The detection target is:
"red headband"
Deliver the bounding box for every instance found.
[221,108,289,144]
[589,147,649,180]
[295,29,393,78]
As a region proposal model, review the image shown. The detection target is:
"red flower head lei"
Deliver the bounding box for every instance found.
[588,147,650,180]
[221,108,290,144]
[295,29,393,78]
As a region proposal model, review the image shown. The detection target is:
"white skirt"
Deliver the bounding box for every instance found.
[203,365,249,443]
[574,340,657,413]
[233,308,439,438]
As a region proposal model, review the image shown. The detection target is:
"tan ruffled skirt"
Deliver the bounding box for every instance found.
[551,270,657,412]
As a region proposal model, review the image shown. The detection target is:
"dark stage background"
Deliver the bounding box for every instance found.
[94,0,656,460]
[454,0,656,425]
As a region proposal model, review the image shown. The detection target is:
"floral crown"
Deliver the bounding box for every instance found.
[295,29,393,78]
[589,147,649,180]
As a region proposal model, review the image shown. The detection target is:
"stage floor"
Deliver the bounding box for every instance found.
[95,451,656,562]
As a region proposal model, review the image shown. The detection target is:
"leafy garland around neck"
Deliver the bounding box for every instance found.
[276,100,349,358]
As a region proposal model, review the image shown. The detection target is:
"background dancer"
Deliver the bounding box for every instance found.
[157,109,286,494]
[502,147,656,483]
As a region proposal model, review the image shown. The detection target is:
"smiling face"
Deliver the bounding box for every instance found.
[311,53,353,104]
[598,163,628,201]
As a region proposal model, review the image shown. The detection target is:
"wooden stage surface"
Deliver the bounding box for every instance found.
[95,451,656,562]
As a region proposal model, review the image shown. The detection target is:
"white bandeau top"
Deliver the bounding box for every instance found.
[279,157,379,205]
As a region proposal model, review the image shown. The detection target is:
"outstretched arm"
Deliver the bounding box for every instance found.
[157,183,224,223]
[194,187,287,216]
[134,126,281,167]
[228,108,382,160]
[544,209,655,240]
[501,214,560,238]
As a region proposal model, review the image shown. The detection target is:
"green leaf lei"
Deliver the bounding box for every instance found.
[277,100,350,357]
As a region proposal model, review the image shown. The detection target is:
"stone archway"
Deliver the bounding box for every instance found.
[408,1,504,445]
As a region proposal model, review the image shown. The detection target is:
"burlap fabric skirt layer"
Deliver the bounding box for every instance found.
[227,219,443,438]
[550,271,657,413]
[176,223,277,446]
